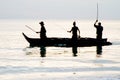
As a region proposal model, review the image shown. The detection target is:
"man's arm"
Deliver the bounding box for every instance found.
[36,32,40,33]
[77,27,80,38]
[94,20,98,27]
[67,28,72,33]
[78,28,80,35]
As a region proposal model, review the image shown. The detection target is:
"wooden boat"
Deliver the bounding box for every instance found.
[22,33,112,47]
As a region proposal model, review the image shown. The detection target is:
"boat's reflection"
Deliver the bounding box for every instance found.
[25,45,102,57]
[39,46,79,57]
[72,45,103,57]
[71,45,103,57]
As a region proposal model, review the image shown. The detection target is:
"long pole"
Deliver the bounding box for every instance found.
[25,25,37,33]
[97,3,99,20]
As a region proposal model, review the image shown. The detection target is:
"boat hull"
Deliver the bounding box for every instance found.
[22,33,112,47]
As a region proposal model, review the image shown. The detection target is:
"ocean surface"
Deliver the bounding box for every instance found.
[0,19,120,80]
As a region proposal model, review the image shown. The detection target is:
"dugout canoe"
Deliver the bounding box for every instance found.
[22,33,112,47]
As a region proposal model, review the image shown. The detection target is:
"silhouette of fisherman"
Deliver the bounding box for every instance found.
[36,21,47,40]
[67,21,80,41]
[94,20,103,40]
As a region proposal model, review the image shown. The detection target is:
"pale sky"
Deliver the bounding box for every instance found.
[0,0,120,20]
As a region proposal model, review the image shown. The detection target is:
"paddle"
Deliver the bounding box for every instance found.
[25,25,37,33]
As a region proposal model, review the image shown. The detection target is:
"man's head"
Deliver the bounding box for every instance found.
[73,21,76,26]
[98,22,101,26]
[39,21,44,25]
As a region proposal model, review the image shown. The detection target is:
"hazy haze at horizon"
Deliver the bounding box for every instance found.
[0,0,120,20]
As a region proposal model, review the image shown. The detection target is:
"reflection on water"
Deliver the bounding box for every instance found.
[96,45,102,57]
[40,46,79,57]
[0,20,119,80]
[72,47,78,57]
[40,46,46,57]
[25,46,102,57]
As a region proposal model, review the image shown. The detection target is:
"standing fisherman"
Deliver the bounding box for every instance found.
[36,21,47,40]
[67,21,80,41]
[94,20,103,40]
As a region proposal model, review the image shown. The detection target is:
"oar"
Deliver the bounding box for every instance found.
[25,25,37,33]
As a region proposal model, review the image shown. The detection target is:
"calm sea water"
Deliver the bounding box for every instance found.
[0,19,120,80]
